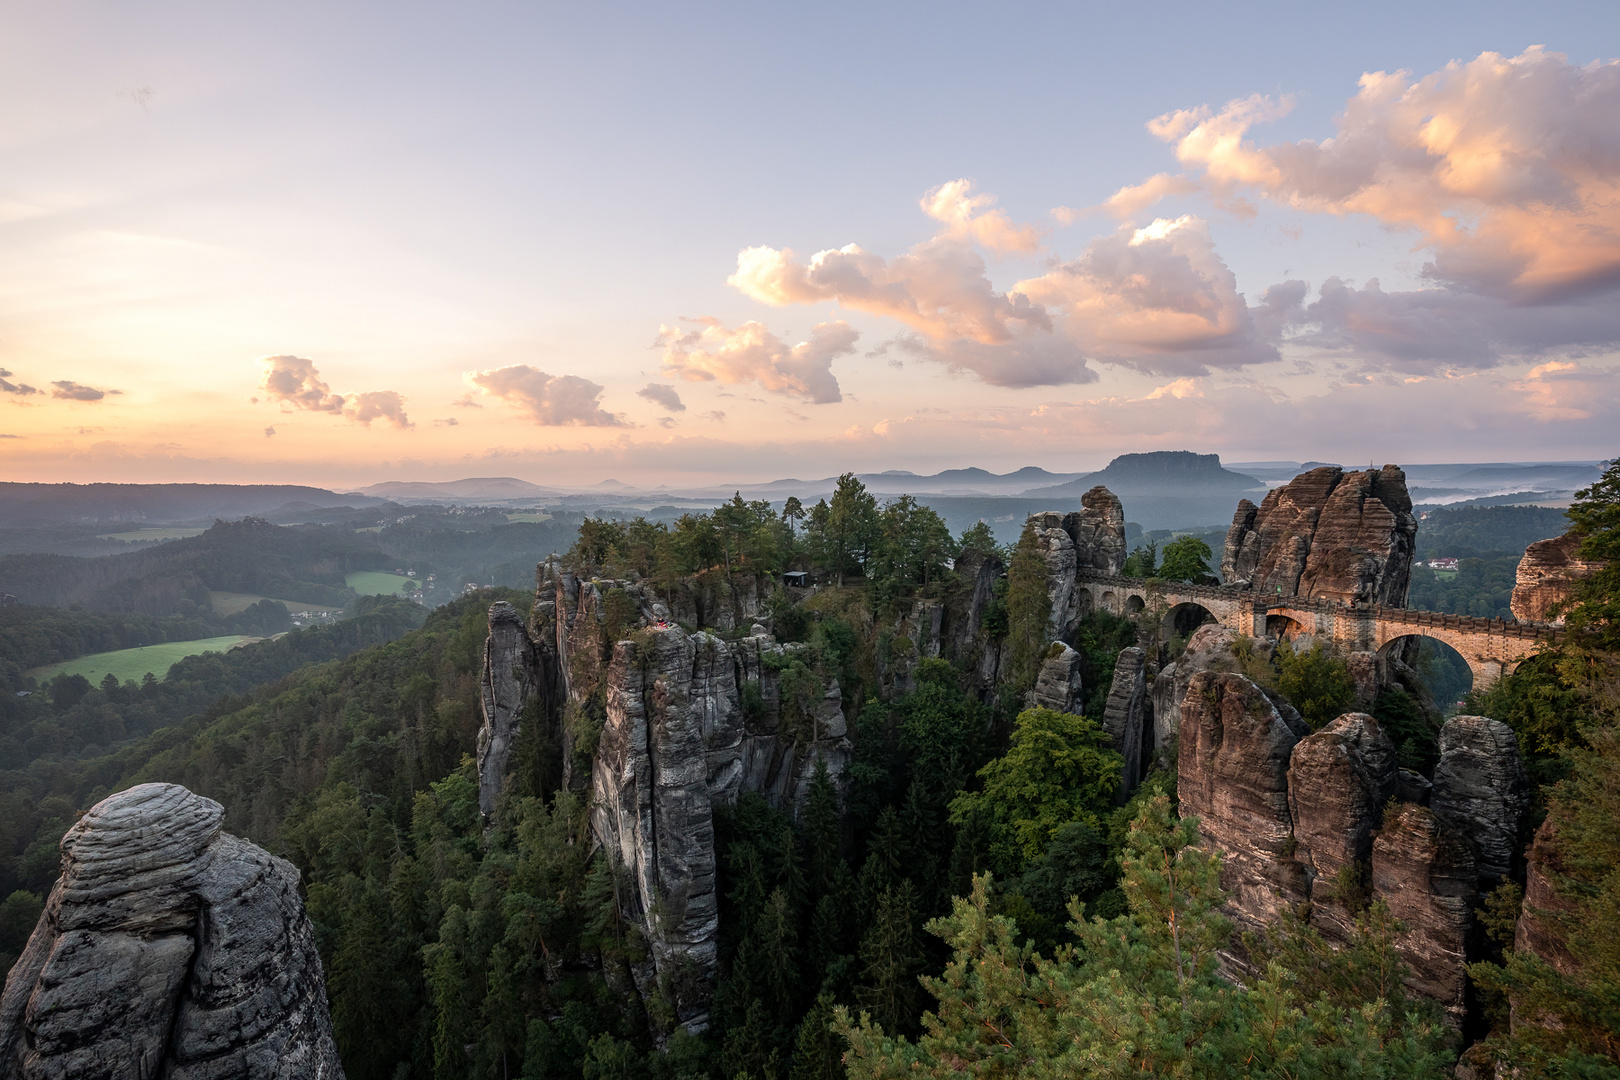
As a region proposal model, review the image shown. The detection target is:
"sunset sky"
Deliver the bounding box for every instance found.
[2,2,1617,489]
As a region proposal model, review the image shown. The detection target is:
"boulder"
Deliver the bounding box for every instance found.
[1510,533,1600,624]
[1030,643,1083,715]
[477,600,543,815]
[1100,646,1148,795]
[1177,672,1308,972]
[1287,713,1397,942]
[1371,803,1476,1025]
[1221,465,1416,606]
[0,784,344,1079]
[1431,715,1529,886]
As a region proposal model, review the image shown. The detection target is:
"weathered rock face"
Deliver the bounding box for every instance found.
[1151,625,1290,752]
[877,599,944,698]
[0,784,344,1080]
[1287,713,1397,942]
[1029,512,1081,639]
[1100,647,1148,796]
[1511,813,1582,1036]
[1065,486,1127,576]
[1371,803,1476,1025]
[1431,715,1528,886]
[1177,672,1308,970]
[1030,643,1083,715]
[1221,465,1416,606]
[941,548,1002,691]
[1511,532,1600,624]
[477,600,544,815]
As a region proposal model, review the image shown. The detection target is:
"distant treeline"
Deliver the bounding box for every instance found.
[0,601,293,684]
[1415,505,1569,559]
[0,517,388,615]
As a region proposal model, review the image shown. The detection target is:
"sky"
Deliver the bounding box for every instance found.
[1,1,1617,489]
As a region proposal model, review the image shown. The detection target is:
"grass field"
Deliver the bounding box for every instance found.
[505,512,553,523]
[95,527,208,542]
[208,589,302,616]
[29,636,254,684]
[345,570,417,595]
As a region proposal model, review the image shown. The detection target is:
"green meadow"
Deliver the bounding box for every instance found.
[345,570,417,595]
[29,636,254,685]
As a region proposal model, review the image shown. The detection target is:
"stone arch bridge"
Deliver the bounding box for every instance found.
[1074,572,1564,692]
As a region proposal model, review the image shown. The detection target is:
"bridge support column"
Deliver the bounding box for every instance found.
[1470,658,1503,697]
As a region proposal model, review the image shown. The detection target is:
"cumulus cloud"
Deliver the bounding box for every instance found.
[469,365,627,426]
[1095,173,1201,220]
[1014,215,1281,374]
[259,355,413,427]
[657,319,855,403]
[637,383,686,412]
[51,380,121,401]
[0,369,39,396]
[919,179,1042,254]
[1155,48,1620,302]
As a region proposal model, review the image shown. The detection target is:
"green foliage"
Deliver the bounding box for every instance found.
[1563,457,1620,651]
[838,797,1454,1079]
[1156,535,1216,584]
[1121,540,1157,578]
[867,496,955,614]
[1407,556,1521,619]
[1070,611,1140,718]
[1413,504,1571,560]
[949,708,1120,868]
[1276,641,1357,730]
[1371,686,1440,773]
[827,474,880,586]
[999,522,1052,690]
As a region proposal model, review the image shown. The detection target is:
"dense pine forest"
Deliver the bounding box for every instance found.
[0,471,1614,1079]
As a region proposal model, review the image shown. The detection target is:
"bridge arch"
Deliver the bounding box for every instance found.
[1266,613,1309,642]
[1162,600,1217,645]
[1377,634,1476,711]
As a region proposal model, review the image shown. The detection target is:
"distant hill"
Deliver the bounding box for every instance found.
[1023,451,1264,499]
[354,477,562,502]
[0,482,381,526]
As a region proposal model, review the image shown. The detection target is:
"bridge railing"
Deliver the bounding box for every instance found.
[1074,571,1563,642]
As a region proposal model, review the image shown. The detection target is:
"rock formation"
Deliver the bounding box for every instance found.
[1430,715,1528,886]
[1177,671,1308,970]
[1371,803,1476,1025]
[0,784,343,1079]
[1100,646,1148,796]
[1030,643,1083,715]
[1286,713,1397,942]
[1150,626,1296,752]
[477,600,545,815]
[1221,465,1416,606]
[941,547,1003,690]
[1026,487,1127,639]
[1511,532,1600,624]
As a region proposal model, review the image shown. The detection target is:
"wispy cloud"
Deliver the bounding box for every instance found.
[0,369,39,396]
[51,380,121,401]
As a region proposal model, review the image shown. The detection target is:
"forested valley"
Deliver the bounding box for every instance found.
[0,474,1613,1079]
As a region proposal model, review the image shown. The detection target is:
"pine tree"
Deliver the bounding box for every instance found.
[854,881,924,1037]
[1001,522,1052,690]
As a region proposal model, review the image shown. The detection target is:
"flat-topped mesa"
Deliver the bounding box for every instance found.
[0,783,343,1080]
[1222,465,1416,606]
[1511,532,1600,624]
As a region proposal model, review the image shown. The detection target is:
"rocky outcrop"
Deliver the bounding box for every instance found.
[941,548,1003,690]
[1030,643,1083,715]
[1177,672,1308,971]
[1029,512,1081,639]
[1431,715,1528,886]
[0,784,343,1079]
[1066,486,1127,576]
[877,599,944,698]
[1100,646,1148,796]
[1513,815,1578,981]
[1371,803,1476,1025]
[1511,532,1600,624]
[477,600,545,815]
[1287,713,1397,942]
[1150,625,1293,752]
[1221,465,1416,606]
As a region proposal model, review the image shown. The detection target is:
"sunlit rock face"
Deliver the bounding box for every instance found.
[0,783,344,1080]
[1221,465,1416,606]
[1176,671,1308,976]
[1510,532,1600,624]
[1287,712,1397,943]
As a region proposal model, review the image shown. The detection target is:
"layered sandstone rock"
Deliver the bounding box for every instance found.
[1287,713,1397,942]
[1030,643,1083,715]
[1065,486,1127,576]
[0,784,343,1079]
[1371,803,1476,1025]
[477,600,544,815]
[1221,465,1416,606]
[1431,715,1528,886]
[1511,533,1600,624]
[1029,512,1081,639]
[1026,486,1127,639]
[1100,646,1148,796]
[941,548,1003,690]
[1150,625,1292,752]
[1177,672,1308,971]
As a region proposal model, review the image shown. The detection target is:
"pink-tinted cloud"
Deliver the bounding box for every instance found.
[0,369,39,396]
[469,365,626,426]
[657,319,855,403]
[1093,172,1201,220]
[636,383,686,412]
[1015,215,1281,374]
[919,179,1043,255]
[260,355,412,427]
[1156,48,1620,302]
